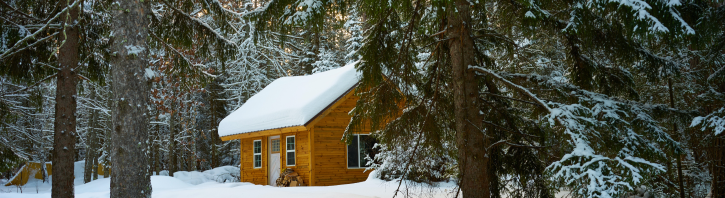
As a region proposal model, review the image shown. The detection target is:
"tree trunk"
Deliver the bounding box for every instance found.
[52,1,80,197]
[103,84,112,179]
[211,102,218,168]
[668,79,686,198]
[85,87,99,183]
[155,124,160,175]
[447,1,489,197]
[109,0,152,196]
[190,142,196,171]
[83,119,94,183]
[169,110,177,177]
[103,165,110,178]
[92,152,99,180]
[712,135,724,197]
[150,125,156,175]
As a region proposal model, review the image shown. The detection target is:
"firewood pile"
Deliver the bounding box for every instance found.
[276,168,305,187]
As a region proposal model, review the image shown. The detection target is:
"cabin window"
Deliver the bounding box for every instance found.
[253,140,262,168]
[286,136,295,166]
[347,134,377,168]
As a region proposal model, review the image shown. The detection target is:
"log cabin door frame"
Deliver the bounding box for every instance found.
[268,136,281,186]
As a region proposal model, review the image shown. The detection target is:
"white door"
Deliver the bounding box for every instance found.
[268,136,281,186]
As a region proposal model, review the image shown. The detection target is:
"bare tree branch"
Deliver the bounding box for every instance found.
[480,92,543,107]
[0,73,58,97]
[0,0,79,60]
[162,2,237,47]
[469,65,552,113]
[0,32,61,60]
[150,33,217,78]
[0,0,41,21]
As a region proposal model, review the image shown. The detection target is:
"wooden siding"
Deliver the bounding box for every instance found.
[312,95,372,186]
[239,131,312,186]
[240,137,266,185]
[281,131,311,186]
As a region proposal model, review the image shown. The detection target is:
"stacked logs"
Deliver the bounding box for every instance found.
[275,168,305,187]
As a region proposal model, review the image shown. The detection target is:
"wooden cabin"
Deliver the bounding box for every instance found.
[218,65,376,186]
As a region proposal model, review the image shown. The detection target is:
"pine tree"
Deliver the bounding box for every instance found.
[1,0,110,196]
[343,0,715,197]
[108,0,152,196]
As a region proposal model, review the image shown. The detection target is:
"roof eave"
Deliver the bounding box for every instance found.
[220,125,308,141]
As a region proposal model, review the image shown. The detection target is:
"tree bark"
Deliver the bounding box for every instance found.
[447,1,489,197]
[53,1,80,197]
[668,79,686,198]
[154,124,160,175]
[150,125,156,175]
[85,86,98,183]
[169,109,177,177]
[712,135,724,198]
[92,152,99,180]
[211,102,218,168]
[109,0,152,196]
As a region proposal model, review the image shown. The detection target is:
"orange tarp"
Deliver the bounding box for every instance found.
[4,162,52,186]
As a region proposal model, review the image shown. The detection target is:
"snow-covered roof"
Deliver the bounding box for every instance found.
[218,64,359,138]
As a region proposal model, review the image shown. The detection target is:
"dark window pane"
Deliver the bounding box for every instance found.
[347,135,359,168]
[359,135,377,167]
[287,137,295,150]
[254,155,261,167]
[287,152,295,166]
[253,141,261,154]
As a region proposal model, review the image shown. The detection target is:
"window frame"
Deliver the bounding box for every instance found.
[347,134,372,169]
[271,138,280,153]
[286,135,295,166]
[253,139,262,168]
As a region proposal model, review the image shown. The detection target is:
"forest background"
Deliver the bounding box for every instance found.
[0,0,724,197]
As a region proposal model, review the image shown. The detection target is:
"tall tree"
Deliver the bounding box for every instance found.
[53,0,80,196]
[2,0,112,195]
[109,0,152,196]
[447,0,488,197]
[1,0,84,196]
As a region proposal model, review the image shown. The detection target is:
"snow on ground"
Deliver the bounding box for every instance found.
[1,161,458,198]
[1,160,575,198]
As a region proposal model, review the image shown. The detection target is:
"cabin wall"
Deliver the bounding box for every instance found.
[239,130,311,186]
[281,131,311,186]
[240,137,267,185]
[312,96,372,186]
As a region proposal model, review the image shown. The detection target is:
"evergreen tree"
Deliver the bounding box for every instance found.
[339,0,717,197]
[1,0,110,196]
[108,0,152,195]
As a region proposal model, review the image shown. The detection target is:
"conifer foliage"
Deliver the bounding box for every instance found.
[248,0,724,197]
[1,0,723,197]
